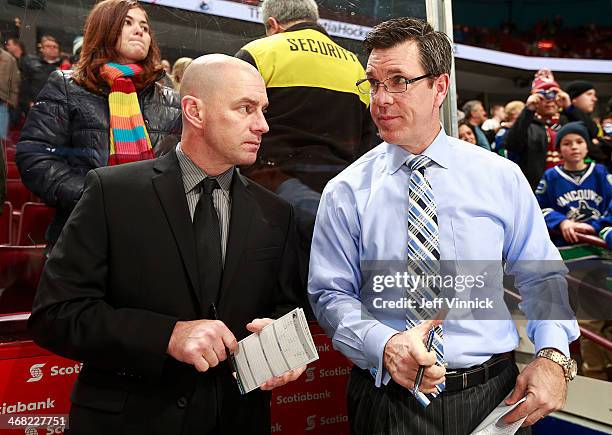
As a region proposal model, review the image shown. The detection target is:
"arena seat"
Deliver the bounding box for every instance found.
[6,180,33,214]
[0,202,13,245]
[4,145,16,162]
[16,202,54,246]
[0,245,46,314]
[6,162,19,180]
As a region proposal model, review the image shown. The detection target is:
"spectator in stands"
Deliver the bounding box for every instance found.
[171,56,193,90]
[461,99,491,150]
[5,36,25,62]
[28,54,304,435]
[535,122,610,245]
[161,58,172,75]
[4,37,27,128]
[19,35,63,111]
[563,80,599,140]
[482,104,505,133]
[494,100,524,159]
[505,69,569,189]
[0,32,20,141]
[457,118,476,144]
[16,0,181,251]
[236,0,375,277]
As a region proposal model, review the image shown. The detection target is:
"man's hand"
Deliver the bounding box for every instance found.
[167,320,237,372]
[504,357,567,427]
[383,320,445,393]
[554,88,571,110]
[559,220,595,243]
[526,93,543,111]
[247,318,307,390]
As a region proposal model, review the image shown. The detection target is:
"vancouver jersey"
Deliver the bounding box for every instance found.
[536,163,612,237]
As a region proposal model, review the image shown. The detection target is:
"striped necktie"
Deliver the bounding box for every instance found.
[406,155,444,407]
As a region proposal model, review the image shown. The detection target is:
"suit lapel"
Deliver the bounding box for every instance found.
[219,172,255,301]
[152,151,201,308]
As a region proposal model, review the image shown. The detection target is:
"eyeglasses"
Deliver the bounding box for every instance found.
[356,74,432,95]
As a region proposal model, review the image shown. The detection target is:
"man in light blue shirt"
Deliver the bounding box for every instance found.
[308,17,579,435]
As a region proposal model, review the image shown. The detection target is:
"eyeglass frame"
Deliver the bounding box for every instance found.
[355,73,433,95]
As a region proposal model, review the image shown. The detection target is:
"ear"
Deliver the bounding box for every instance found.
[433,74,450,109]
[181,95,204,129]
[266,17,282,36]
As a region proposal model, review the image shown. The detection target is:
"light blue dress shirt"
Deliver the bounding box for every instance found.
[308,128,580,387]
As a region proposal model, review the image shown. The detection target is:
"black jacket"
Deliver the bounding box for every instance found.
[504,108,568,190]
[16,70,182,246]
[20,54,62,106]
[28,151,302,434]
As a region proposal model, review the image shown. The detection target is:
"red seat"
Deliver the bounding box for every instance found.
[0,245,46,314]
[4,145,16,162]
[6,162,19,180]
[6,179,32,213]
[16,202,54,246]
[0,202,13,245]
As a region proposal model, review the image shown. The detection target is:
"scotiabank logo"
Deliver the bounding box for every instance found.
[305,366,351,382]
[305,415,316,431]
[305,367,316,382]
[26,363,45,383]
[275,390,331,405]
[26,362,82,383]
[305,414,348,431]
[0,398,55,414]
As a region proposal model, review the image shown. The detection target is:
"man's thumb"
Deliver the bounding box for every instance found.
[505,376,526,405]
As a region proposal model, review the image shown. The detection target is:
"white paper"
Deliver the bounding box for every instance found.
[232,308,319,394]
[470,396,528,435]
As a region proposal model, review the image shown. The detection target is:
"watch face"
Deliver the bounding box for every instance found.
[569,359,578,380]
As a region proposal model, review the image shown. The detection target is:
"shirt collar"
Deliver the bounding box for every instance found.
[175,142,234,194]
[386,127,450,174]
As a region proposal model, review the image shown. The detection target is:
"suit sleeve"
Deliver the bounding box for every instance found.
[271,204,306,319]
[28,170,178,378]
[16,71,86,210]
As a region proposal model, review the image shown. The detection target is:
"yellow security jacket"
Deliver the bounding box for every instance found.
[237,22,375,192]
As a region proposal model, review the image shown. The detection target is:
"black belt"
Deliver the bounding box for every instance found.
[444,352,514,392]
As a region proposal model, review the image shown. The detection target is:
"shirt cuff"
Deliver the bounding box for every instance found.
[363,323,399,387]
[533,322,571,357]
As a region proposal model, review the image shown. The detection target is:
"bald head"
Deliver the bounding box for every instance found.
[180,54,263,100]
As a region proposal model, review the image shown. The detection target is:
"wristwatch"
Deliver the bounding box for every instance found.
[536,348,578,381]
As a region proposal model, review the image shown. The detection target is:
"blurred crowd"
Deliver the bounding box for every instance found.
[454,19,611,59]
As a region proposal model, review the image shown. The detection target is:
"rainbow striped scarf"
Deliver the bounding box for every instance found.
[100,63,155,166]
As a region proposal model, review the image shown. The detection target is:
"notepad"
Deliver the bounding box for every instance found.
[470,396,528,435]
[231,308,319,394]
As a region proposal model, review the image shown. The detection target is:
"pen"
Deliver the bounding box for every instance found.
[210,303,245,394]
[413,326,435,395]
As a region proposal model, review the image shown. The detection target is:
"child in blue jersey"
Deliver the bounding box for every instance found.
[536,122,612,245]
[596,200,612,247]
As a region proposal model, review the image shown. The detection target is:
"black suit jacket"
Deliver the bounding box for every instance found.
[28,150,303,435]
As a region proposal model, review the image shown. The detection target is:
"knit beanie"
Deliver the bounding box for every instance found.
[531,69,559,93]
[565,80,595,100]
[555,121,591,148]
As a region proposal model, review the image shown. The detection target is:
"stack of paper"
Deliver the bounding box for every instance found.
[232,308,319,394]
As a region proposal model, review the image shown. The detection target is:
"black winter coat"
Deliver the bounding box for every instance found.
[504,108,568,190]
[20,55,62,107]
[16,70,182,247]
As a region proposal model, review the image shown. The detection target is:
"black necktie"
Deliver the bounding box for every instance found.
[193,177,222,310]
